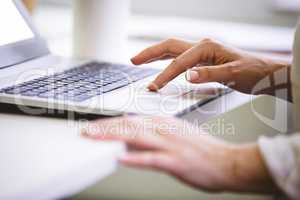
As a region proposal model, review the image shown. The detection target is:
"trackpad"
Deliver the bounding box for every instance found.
[137,82,228,100]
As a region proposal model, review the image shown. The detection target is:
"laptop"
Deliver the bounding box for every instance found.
[0,0,230,117]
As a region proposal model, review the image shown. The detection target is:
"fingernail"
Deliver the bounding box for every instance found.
[186,70,199,82]
[130,57,136,64]
[131,56,140,65]
[147,82,159,91]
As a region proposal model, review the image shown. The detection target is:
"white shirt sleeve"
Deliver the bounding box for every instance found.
[258,134,300,199]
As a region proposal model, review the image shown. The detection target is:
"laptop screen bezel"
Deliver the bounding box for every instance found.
[0,0,50,70]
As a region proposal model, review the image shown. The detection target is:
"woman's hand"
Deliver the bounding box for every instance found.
[82,116,276,193]
[132,38,289,94]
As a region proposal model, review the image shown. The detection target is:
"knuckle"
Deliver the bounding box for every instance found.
[226,63,236,73]
[161,38,180,52]
[201,38,214,44]
[165,38,179,45]
[204,67,212,79]
[171,58,183,67]
[228,63,240,78]
[197,67,211,80]
[199,38,220,48]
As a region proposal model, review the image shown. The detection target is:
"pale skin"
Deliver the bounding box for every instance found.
[83,38,291,194]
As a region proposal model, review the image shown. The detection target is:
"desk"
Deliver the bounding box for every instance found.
[0,113,125,199]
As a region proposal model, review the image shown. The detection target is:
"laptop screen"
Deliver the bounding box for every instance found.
[0,0,49,70]
[0,0,34,46]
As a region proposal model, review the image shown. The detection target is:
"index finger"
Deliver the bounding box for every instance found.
[147,45,203,91]
[131,39,193,65]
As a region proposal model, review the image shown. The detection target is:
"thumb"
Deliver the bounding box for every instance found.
[185,62,237,84]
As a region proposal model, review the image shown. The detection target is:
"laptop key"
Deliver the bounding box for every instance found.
[4,88,21,95]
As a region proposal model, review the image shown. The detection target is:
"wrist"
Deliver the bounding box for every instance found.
[227,143,277,193]
[266,58,291,74]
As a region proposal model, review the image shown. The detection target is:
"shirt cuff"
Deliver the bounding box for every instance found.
[258,135,300,200]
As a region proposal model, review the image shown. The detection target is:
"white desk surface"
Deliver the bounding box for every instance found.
[0,4,293,200]
[0,113,125,200]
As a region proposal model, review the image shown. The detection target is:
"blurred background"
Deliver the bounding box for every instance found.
[31,0,299,26]
[20,0,299,67]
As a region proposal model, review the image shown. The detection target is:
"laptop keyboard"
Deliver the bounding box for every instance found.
[1,62,159,102]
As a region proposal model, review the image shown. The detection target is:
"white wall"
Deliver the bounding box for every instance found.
[41,0,298,27]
